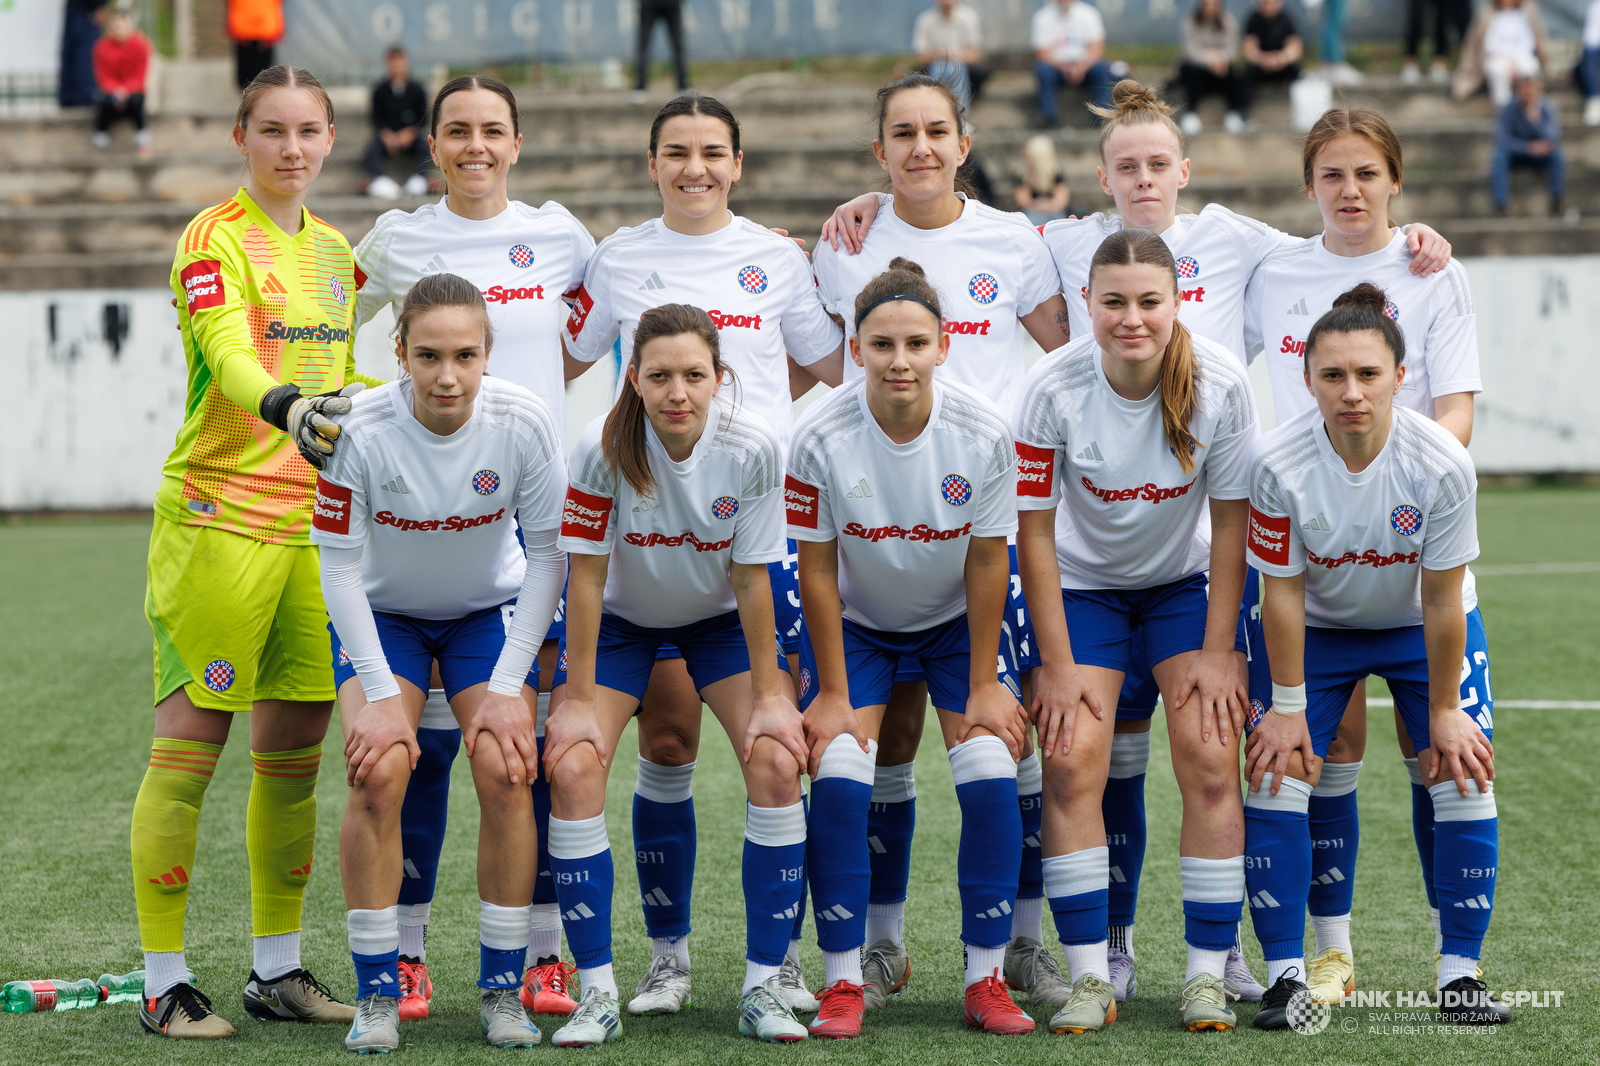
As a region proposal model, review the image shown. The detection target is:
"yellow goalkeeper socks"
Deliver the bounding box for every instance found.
[247,744,322,939]
[131,739,222,953]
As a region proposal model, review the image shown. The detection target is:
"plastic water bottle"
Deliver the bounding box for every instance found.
[96,971,146,1005]
[1,978,103,1013]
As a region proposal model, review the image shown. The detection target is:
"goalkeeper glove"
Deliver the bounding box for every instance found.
[259,383,366,470]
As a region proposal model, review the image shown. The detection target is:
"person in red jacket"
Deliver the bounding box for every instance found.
[92,9,152,157]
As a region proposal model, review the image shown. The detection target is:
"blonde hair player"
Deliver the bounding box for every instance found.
[1241,106,1481,1009]
[313,274,568,1052]
[1243,283,1509,1029]
[809,72,1072,1011]
[542,304,813,1047]
[133,64,369,1040]
[1014,228,1260,1035]
[560,92,844,1016]
[352,73,595,1019]
[791,258,1032,1039]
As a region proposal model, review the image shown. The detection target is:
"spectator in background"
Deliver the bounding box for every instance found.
[1240,0,1301,123]
[1492,72,1564,216]
[365,47,431,200]
[1455,0,1548,107]
[228,0,283,91]
[59,0,107,107]
[1402,0,1471,85]
[1012,134,1073,225]
[1177,0,1244,135]
[1573,0,1600,125]
[633,0,689,102]
[915,0,989,110]
[91,8,151,158]
[1309,0,1362,86]
[1031,0,1114,127]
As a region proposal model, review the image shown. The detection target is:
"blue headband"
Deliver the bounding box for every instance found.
[854,292,943,332]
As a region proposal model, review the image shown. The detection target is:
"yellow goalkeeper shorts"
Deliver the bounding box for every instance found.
[145,517,335,711]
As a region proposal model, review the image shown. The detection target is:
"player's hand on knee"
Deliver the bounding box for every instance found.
[466,689,538,785]
[1244,706,1313,795]
[1427,710,1495,796]
[963,680,1027,759]
[744,690,809,772]
[1175,648,1245,746]
[542,695,609,779]
[801,691,866,779]
[1031,661,1103,758]
[345,693,419,787]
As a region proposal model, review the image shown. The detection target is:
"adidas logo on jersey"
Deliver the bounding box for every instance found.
[381,476,411,494]
[639,271,666,291]
[632,495,659,513]
[844,479,873,500]
[1287,297,1310,316]
[424,255,449,274]
[1076,442,1104,462]
[1302,511,1332,532]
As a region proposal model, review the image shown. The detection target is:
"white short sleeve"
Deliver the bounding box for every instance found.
[1012,358,1068,511]
[1420,480,1479,573]
[1422,261,1482,399]
[514,415,569,535]
[1246,461,1303,577]
[352,211,402,332]
[1015,223,1064,317]
[563,255,619,364]
[1242,265,1266,364]
[784,432,835,543]
[1203,372,1261,500]
[731,429,786,565]
[973,434,1020,538]
[310,421,370,548]
[557,420,618,555]
[777,243,844,366]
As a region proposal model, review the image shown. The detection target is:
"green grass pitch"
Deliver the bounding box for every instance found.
[1,487,1597,1065]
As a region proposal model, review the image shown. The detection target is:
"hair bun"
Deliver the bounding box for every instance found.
[1109,79,1171,117]
[1331,282,1387,312]
[886,256,928,279]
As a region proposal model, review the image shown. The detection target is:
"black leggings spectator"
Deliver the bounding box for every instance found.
[1406,0,1471,62]
[97,92,146,133]
[1178,61,1244,114]
[1238,61,1300,118]
[636,0,689,92]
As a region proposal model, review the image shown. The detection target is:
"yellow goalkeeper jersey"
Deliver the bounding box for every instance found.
[157,189,379,545]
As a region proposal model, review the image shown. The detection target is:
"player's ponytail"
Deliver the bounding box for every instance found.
[604,304,737,498]
[1088,229,1204,474]
[392,272,495,367]
[1092,79,1184,163]
[1304,282,1406,373]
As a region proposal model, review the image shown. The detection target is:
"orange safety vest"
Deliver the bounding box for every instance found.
[228,0,284,42]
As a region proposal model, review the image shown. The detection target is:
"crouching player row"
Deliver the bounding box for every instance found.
[1240,284,1510,1028]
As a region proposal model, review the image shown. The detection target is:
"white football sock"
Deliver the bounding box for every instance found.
[1312,913,1353,956]
[786,938,802,966]
[144,951,189,999]
[964,944,1006,988]
[1010,895,1044,944]
[1186,943,1230,985]
[652,934,690,970]
[398,901,429,961]
[1267,956,1305,988]
[823,948,862,987]
[528,902,561,961]
[1438,953,1479,988]
[579,962,617,999]
[865,901,905,947]
[1061,940,1110,982]
[744,960,781,993]
[253,931,300,981]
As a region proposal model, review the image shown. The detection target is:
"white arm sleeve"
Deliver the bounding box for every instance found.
[487,527,566,696]
[319,544,400,703]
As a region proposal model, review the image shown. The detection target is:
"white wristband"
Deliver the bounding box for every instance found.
[1270,682,1307,716]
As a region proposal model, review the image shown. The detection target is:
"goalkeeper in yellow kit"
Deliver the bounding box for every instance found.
[134,66,381,1039]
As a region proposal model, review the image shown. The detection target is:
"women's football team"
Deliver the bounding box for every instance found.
[136,60,1509,1052]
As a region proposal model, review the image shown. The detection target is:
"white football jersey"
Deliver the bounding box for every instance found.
[786,380,1018,633]
[1014,333,1260,589]
[1242,230,1481,422]
[1041,203,1293,359]
[1247,405,1479,630]
[353,198,595,431]
[563,214,842,452]
[559,399,786,628]
[311,377,568,619]
[811,193,1060,418]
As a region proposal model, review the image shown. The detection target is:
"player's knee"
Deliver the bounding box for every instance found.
[351,746,411,815]
[641,726,697,766]
[746,735,801,788]
[547,742,604,797]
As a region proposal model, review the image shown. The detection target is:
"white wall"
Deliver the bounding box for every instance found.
[8,255,1600,510]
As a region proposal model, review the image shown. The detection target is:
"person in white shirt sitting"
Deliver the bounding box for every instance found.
[914,0,989,109]
[1032,0,1116,127]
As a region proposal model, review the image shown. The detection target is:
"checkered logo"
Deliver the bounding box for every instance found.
[1248,698,1265,732]
[968,273,998,304]
[941,474,972,506]
[338,646,350,666]
[559,648,568,672]
[799,667,811,700]
[1175,256,1200,279]
[712,495,739,519]
[1286,988,1332,1034]
[473,469,500,496]
[203,659,234,692]
[1389,504,1422,536]
[738,265,768,294]
[1383,299,1400,321]
[509,244,535,268]
[329,277,346,305]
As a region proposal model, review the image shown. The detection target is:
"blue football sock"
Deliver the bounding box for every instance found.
[1044,846,1110,945]
[743,801,808,967]
[1309,761,1361,917]
[547,814,614,968]
[867,762,915,905]
[532,733,556,906]
[1016,754,1044,901]
[398,721,458,907]
[949,736,1022,949]
[1406,758,1439,909]
[1243,775,1313,961]
[807,736,876,953]
[1104,731,1150,928]
[632,757,696,939]
[1430,781,1498,959]
[347,906,400,999]
[790,792,809,944]
[478,901,531,989]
